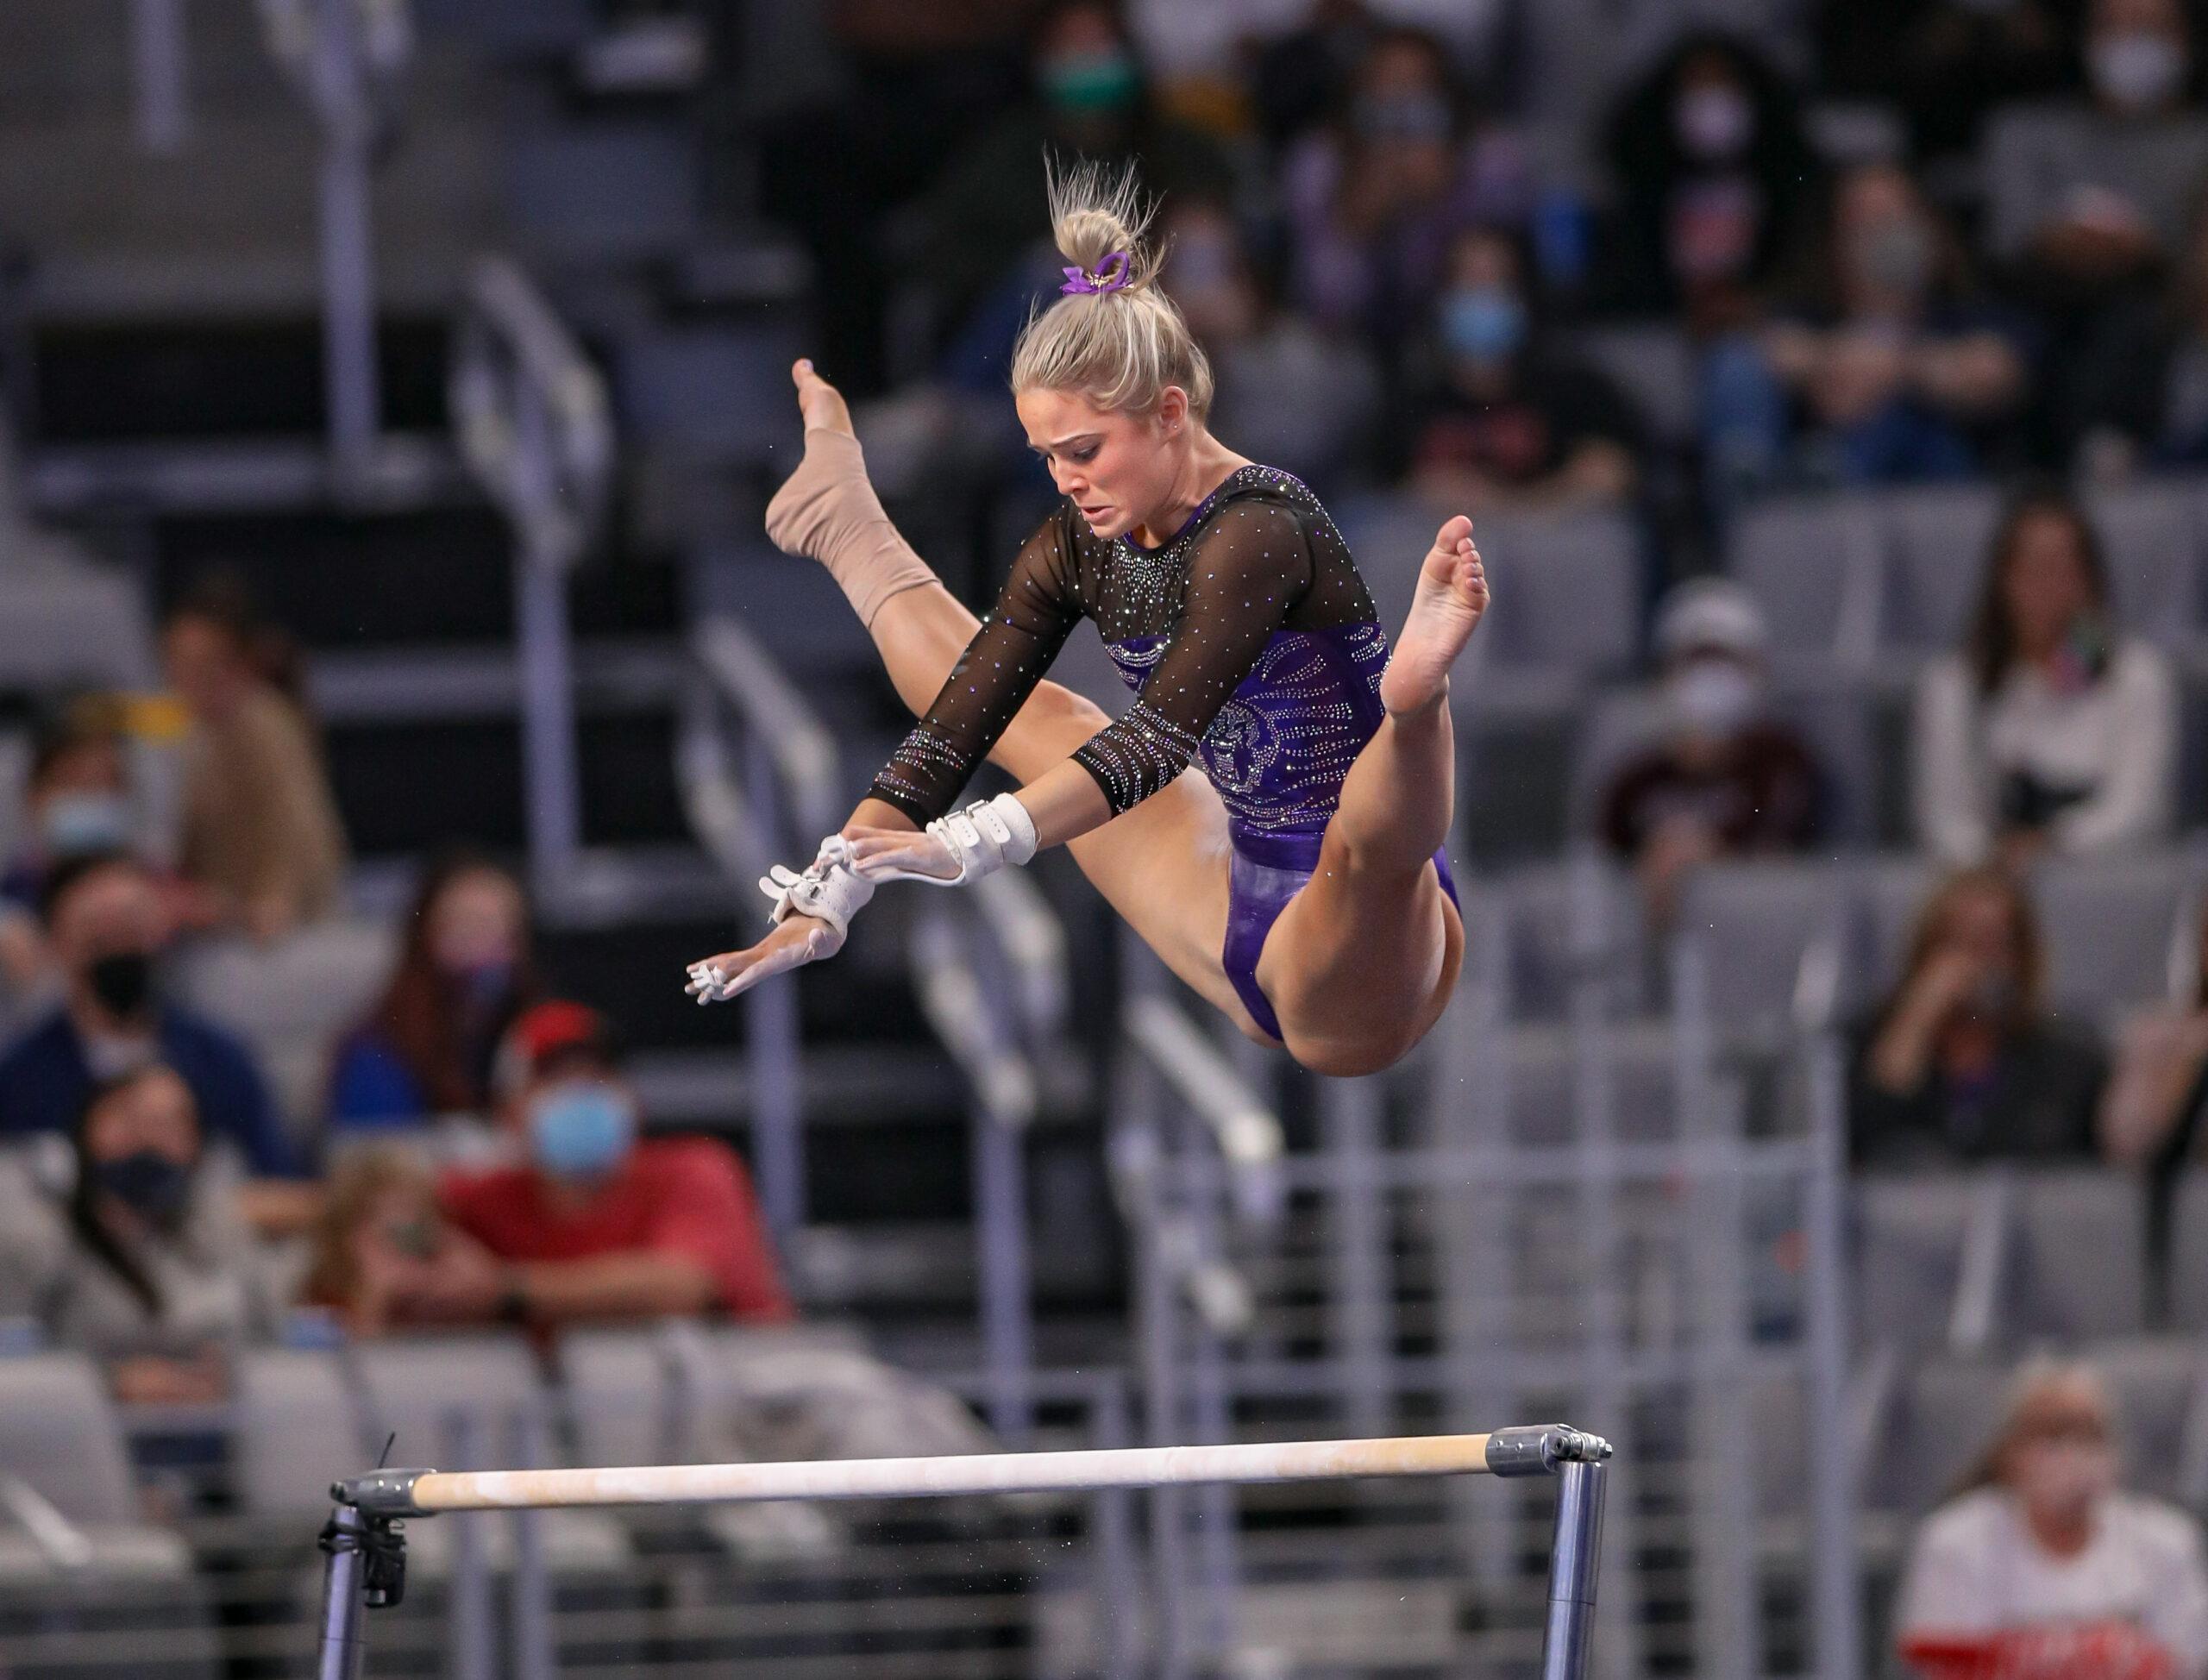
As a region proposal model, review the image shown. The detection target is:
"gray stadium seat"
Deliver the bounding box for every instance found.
[505,122,698,266]
[1877,1358,2008,1517]
[1675,861,1854,1044]
[1574,324,1697,450]
[1728,494,1881,661]
[1333,496,1639,673]
[2092,1337,2202,1477]
[1853,1175,1976,1355]
[2010,1169,2148,1341]
[233,1347,376,1520]
[352,1337,632,1575]
[1884,485,2002,654]
[1500,1020,1677,1145]
[2164,1171,2208,1333]
[616,324,804,467]
[2033,853,2193,1019]
[0,1353,208,1604]
[0,553,156,693]
[2090,483,2202,648]
[172,919,399,1133]
[1847,854,1936,1015]
[559,1329,679,1470]
[1493,858,1646,1021]
[1478,511,1642,674]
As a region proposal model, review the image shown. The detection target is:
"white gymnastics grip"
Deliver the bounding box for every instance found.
[761,834,875,935]
[870,794,1038,887]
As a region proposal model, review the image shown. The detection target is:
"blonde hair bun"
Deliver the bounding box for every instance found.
[1011,157,1214,418]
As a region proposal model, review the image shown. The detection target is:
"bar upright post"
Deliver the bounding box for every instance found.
[1540,1459,1608,1680]
[317,1506,373,1680]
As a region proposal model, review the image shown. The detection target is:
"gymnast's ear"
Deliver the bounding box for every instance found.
[1154,385,1189,436]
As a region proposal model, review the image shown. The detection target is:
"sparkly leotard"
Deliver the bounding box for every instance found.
[869,464,1457,1040]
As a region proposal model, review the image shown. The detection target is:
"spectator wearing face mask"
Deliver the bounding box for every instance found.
[1281,25,1531,354]
[1895,1362,2208,1680]
[2056,189,2208,474]
[1599,581,1824,922]
[1158,200,1382,492]
[1986,0,2208,329]
[0,714,141,1000]
[1602,31,1820,326]
[913,0,1235,357]
[0,854,292,1178]
[0,1065,278,1404]
[328,853,541,1128]
[1398,224,1645,511]
[1851,868,2104,1169]
[1914,491,2176,868]
[1703,162,2030,502]
[1814,0,2081,163]
[317,1002,789,1332]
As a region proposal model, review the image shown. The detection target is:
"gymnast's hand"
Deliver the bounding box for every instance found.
[685,914,844,1005]
[842,824,962,882]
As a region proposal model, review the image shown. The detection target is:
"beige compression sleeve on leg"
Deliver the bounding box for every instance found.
[763,427,938,628]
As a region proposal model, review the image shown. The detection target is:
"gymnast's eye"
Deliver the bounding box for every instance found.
[1069,447,1098,464]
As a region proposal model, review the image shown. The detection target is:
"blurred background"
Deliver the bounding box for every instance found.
[4,0,2208,1677]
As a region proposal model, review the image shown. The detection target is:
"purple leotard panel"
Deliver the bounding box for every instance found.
[1106,626,1460,1041]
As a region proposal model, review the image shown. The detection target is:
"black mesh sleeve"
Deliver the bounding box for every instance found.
[867,511,1085,825]
[1071,502,1312,814]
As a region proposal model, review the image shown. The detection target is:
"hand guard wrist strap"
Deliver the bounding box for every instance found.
[761,835,875,935]
[927,793,1038,886]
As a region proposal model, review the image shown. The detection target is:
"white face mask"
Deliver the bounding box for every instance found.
[1665,661,1761,739]
[2091,31,2186,113]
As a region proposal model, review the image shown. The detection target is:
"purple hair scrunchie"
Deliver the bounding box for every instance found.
[1060,251,1132,295]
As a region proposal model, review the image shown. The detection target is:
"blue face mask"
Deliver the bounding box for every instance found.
[1440,285,1527,365]
[41,793,131,856]
[526,1082,636,1180]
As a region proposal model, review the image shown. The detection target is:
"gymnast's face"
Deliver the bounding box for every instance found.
[1018,385,1191,545]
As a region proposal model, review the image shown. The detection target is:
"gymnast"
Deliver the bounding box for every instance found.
[686,163,1486,1076]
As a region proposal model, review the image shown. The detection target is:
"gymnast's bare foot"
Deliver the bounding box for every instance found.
[765,359,870,559]
[790,358,852,436]
[1379,516,1489,718]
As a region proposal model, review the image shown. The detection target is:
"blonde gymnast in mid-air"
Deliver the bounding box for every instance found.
[686,163,1487,1076]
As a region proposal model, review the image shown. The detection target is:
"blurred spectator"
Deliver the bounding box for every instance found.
[1815,0,2080,162]
[1599,580,1823,921]
[1396,224,1643,510]
[328,853,541,1129]
[1281,26,1531,350]
[1161,200,1382,490]
[1850,868,2105,1169]
[163,578,348,944]
[1602,31,1819,326]
[913,0,1236,354]
[1914,492,2176,867]
[0,854,293,1177]
[1703,163,2029,498]
[306,1002,788,1334]
[0,1065,274,1404]
[0,711,135,998]
[1986,0,2208,315]
[2058,191,2208,473]
[1895,1360,2208,1680]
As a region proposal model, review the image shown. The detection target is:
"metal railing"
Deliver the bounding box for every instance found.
[450,254,614,906]
[677,613,1077,1429]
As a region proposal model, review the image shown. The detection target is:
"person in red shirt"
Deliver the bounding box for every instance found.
[318,1001,791,1332]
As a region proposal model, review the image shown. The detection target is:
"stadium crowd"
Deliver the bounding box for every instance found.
[7,0,2208,1669]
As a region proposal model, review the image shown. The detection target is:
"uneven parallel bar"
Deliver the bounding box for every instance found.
[342,1428,1609,1517]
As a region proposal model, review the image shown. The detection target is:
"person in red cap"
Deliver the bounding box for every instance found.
[335,1000,792,1332]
